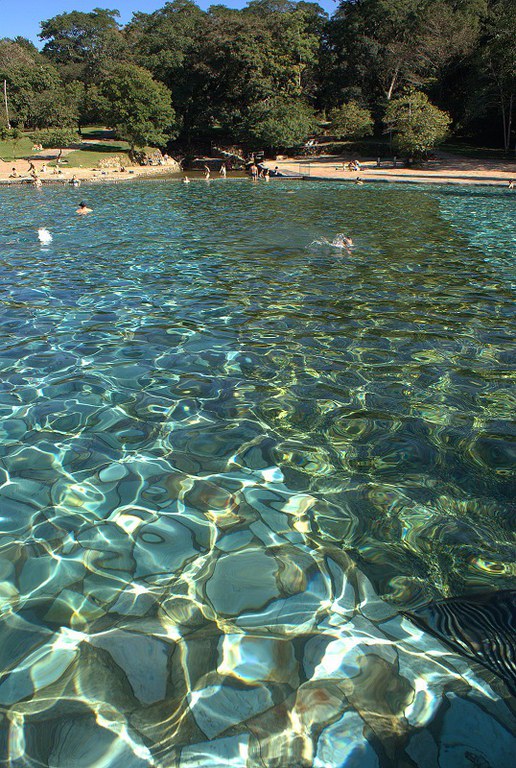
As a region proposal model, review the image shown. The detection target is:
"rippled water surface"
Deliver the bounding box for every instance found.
[0,179,515,767]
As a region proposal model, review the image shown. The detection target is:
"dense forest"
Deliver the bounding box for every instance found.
[0,0,514,156]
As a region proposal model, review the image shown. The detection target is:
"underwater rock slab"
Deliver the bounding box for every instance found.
[188,683,274,740]
[90,630,170,704]
[314,710,379,768]
[206,549,279,616]
[180,733,249,768]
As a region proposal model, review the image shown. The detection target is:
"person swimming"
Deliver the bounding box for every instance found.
[182,175,191,184]
[310,234,354,253]
[76,201,92,215]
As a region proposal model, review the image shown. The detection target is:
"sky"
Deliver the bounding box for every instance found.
[1,0,337,46]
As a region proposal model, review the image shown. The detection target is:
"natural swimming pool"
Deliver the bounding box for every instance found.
[0,179,514,766]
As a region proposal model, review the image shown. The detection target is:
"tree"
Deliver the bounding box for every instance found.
[330,101,373,139]
[320,0,485,111]
[126,0,206,88]
[243,96,317,148]
[384,90,451,156]
[482,0,516,152]
[29,127,80,149]
[99,64,176,149]
[0,38,66,128]
[39,8,127,83]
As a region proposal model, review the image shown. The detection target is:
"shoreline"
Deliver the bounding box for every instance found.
[265,153,516,188]
[1,153,515,189]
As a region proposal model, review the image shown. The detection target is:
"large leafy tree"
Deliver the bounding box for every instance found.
[0,38,74,129]
[384,89,451,156]
[330,101,373,139]
[482,0,516,151]
[126,0,206,88]
[244,96,317,148]
[39,8,128,83]
[99,63,176,149]
[184,2,325,139]
[320,0,485,110]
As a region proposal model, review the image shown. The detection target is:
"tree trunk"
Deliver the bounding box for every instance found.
[386,68,399,101]
[504,92,513,153]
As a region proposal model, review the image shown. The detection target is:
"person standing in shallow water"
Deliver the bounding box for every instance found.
[76,201,92,215]
[249,162,258,181]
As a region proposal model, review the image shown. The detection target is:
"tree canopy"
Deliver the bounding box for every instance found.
[0,1,512,154]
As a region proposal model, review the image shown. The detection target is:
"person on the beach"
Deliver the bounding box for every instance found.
[32,176,42,188]
[204,165,210,179]
[264,168,270,182]
[219,163,227,177]
[355,177,364,185]
[9,167,18,178]
[509,180,515,190]
[76,201,92,215]
[182,175,190,184]
[69,175,80,187]
[28,160,36,173]
[249,163,258,181]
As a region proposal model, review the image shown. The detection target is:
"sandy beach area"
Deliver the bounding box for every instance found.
[266,152,516,187]
[0,149,181,185]
[1,148,515,188]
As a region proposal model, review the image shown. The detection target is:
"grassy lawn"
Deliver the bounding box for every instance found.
[0,136,36,161]
[442,141,516,161]
[61,148,131,168]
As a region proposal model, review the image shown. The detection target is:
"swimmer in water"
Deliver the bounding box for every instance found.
[335,234,353,253]
[182,175,191,184]
[76,201,92,215]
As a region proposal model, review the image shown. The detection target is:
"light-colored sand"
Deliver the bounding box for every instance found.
[265,152,516,187]
[0,151,181,185]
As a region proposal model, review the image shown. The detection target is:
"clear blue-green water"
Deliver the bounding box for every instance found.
[0,179,515,767]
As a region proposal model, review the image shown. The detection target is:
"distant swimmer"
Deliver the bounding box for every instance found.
[69,175,81,187]
[182,175,191,184]
[355,177,364,185]
[337,235,353,248]
[311,234,354,253]
[76,201,92,215]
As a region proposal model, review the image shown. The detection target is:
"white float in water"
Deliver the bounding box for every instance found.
[37,228,52,245]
